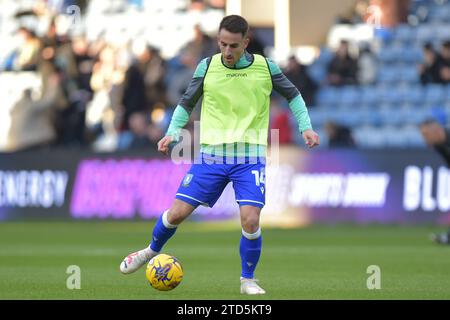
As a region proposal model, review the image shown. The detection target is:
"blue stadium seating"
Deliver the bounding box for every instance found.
[359,86,379,106]
[394,24,417,44]
[354,125,386,148]
[424,84,446,105]
[311,0,449,149]
[307,108,330,127]
[307,63,328,84]
[316,87,338,107]
[416,24,435,43]
[338,86,360,106]
[377,67,398,84]
[402,46,423,63]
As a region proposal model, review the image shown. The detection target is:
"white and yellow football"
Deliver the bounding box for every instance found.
[145,254,183,291]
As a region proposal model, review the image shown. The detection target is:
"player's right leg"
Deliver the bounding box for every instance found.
[120,200,195,274]
[120,156,228,274]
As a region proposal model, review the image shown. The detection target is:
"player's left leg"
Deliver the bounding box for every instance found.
[239,205,265,295]
[230,161,266,294]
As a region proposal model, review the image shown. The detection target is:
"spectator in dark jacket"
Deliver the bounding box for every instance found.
[419,43,441,84]
[121,60,148,130]
[437,41,450,84]
[324,121,356,148]
[327,40,358,86]
[283,55,318,106]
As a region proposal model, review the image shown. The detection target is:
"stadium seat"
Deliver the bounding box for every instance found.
[403,85,425,105]
[416,24,435,43]
[316,87,338,107]
[308,108,330,127]
[445,84,450,101]
[377,47,397,63]
[377,67,398,84]
[383,125,410,148]
[397,85,414,104]
[405,106,433,125]
[338,86,360,107]
[399,66,420,83]
[378,105,406,126]
[386,87,404,104]
[374,28,395,44]
[354,125,386,148]
[437,26,450,41]
[375,85,392,103]
[402,46,424,63]
[424,84,446,105]
[445,102,450,121]
[307,63,328,84]
[316,47,334,64]
[403,124,426,147]
[394,24,417,44]
[331,104,365,127]
[428,5,450,23]
[361,107,383,126]
[360,86,380,107]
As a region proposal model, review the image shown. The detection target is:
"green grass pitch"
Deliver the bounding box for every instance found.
[1,221,450,300]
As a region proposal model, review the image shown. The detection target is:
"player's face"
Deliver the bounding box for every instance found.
[218,29,249,67]
[420,123,446,145]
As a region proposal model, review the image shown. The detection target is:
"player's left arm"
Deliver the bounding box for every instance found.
[266,58,320,148]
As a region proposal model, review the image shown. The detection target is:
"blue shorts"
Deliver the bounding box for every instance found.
[175,154,266,208]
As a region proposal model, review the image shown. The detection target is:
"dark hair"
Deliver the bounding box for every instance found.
[423,42,435,52]
[420,118,441,127]
[219,15,249,37]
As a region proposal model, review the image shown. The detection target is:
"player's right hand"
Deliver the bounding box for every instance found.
[157,136,173,155]
[302,129,320,149]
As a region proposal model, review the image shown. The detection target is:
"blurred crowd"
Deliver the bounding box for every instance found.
[1,0,226,152]
[419,40,450,85]
[2,0,448,152]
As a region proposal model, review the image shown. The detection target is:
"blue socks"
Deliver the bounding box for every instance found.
[240,228,262,279]
[150,211,262,280]
[149,210,178,252]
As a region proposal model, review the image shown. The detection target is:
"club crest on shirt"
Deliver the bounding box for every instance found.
[182,174,193,187]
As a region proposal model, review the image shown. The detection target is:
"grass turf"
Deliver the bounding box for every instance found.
[1,221,450,300]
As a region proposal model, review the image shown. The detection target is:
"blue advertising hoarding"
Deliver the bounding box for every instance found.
[0,148,449,226]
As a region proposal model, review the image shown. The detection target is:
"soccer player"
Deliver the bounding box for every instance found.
[119,15,320,294]
[420,119,450,244]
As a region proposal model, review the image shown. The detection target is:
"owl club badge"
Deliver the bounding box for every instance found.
[182,174,193,187]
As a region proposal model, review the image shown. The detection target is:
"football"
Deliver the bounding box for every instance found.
[146,254,183,291]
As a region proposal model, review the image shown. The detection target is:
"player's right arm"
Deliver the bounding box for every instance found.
[157,57,211,155]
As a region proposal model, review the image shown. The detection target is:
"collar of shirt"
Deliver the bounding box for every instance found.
[228,51,254,69]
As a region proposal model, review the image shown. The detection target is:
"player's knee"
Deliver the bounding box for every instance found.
[166,210,186,225]
[167,201,194,225]
[241,215,260,234]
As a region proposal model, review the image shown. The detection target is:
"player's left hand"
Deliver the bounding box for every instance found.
[302,129,320,149]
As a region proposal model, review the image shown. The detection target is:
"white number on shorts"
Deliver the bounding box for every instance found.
[251,168,265,186]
